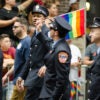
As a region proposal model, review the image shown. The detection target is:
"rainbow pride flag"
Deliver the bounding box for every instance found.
[60,8,85,39]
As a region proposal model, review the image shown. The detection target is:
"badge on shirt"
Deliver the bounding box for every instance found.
[58,52,68,63]
[17,43,22,49]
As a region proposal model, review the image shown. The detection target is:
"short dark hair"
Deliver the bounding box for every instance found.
[0,34,10,41]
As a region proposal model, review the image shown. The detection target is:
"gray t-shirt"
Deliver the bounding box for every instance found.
[85,43,98,79]
[85,43,98,60]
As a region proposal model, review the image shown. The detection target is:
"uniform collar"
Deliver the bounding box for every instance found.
[52,38,65,48]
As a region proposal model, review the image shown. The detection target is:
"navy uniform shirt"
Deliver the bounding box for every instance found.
[20,25,51,87]
[39,38,71,99]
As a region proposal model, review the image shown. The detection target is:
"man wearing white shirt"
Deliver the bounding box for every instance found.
[67,39,82,100]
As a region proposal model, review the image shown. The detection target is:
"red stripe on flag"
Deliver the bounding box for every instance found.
[80,9,85,36]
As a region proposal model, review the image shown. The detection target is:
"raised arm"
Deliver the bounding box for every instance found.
[18,0,33,12]
[0,17,18,28]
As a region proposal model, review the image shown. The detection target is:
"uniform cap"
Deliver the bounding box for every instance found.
[32,5,49,17]
[50,16,72,34]
[89,17,100,28]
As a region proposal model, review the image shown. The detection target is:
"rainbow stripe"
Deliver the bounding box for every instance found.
[70,81,81,100]
[60,8,85,39]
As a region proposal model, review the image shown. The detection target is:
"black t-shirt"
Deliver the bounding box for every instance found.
[0,7,19,41]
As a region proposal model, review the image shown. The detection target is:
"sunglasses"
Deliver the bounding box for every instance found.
[12,25,23,29]
[49,23,58,31]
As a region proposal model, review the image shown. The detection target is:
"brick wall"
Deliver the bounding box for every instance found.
[58,0,70,14]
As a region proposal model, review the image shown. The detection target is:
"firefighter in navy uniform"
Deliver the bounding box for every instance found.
[88,17,100,100]
[16,5,52,100]
[37,16,72,100]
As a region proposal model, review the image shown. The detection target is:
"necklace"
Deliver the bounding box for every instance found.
[7,10,10,13]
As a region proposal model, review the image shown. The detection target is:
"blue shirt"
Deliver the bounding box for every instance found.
[13,36,31,85]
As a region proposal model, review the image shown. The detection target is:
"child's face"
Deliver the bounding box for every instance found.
[0,37,11,50]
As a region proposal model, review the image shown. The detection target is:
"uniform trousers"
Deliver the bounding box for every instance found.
[88,74,100,100]
[24,86,42,100]
[39,88,70,100]
[39,96,69,100]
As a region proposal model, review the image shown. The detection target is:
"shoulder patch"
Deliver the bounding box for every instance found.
[58,52,68,63]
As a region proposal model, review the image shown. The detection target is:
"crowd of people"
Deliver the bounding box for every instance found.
[0,0,100,100]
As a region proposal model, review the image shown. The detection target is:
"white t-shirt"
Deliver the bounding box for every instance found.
[69,44,82,82]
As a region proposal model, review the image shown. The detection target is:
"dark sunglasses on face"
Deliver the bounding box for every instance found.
[49,23,58,31]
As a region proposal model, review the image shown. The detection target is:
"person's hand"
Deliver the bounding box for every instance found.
[36,18,44,32]
[3,63,8,69]
[45,18,54,28]
[3,59,14,69]
[16,77,24,92]
[38,66,46,77]
[12,17,19,23]
[71,61,81,68]
[90,60,94,65]
[2,75,8,86]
